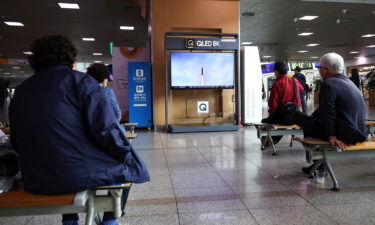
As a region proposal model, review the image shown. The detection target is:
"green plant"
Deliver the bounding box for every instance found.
[313,79,321,92]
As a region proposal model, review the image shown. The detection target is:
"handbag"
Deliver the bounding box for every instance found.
[278,78,298,125]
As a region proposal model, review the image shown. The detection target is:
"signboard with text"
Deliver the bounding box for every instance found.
[128,62,152,128]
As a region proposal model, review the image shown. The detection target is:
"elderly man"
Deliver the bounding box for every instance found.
[9,35,150,225]
[294,53,367,176]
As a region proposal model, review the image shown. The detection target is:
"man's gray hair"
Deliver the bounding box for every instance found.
[320,52,345,74]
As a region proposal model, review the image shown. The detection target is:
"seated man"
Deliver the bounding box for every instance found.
[294,53,367,176]
[9,35,150,225]
[86,63,125,133]
[262,61,303,144]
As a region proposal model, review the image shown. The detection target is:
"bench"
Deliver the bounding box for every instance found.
[298,138,375,192]
[0,181,131,225]
[253,123,303,155]
[123,123,138,134]
[253,120,375,155]
[125,132,138,143]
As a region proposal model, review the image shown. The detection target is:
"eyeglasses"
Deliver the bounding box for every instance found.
[318,66,328,70]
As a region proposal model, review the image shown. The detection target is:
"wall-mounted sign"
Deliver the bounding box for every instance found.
[197,101,209,114]
[359,64,375,72]
[289,62,313,70]
[185,38,236,50]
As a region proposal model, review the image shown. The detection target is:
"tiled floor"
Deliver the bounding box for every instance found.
[2,100,375,225]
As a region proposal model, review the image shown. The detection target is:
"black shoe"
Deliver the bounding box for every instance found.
[302,164,313,175]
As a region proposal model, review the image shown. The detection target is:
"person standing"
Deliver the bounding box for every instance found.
[350,68,361,89]
[293,66,307,113]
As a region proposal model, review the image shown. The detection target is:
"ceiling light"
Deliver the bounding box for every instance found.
[82,37,95,41]
[367,45,375,48]
[23,51,33,55]
[58,3,80,9]
[299,16,319,21]
[93,53,102,56]
[349,51,359,54]
[306,43,319,47]
[263,56,272,58]
[4,21,24,26]
[298,50,308,53]
[362,34,375,38]
[19,71,26,73]
[4,72,11,75]
[241,42,253,45]
[94,61,102,63]
[311,56,319,59]
[298,32,314,36]
[12,66,20,69]
[120,26,134,30]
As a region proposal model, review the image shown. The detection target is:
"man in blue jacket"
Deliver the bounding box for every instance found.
[294,53,367,177]
[9,35,150,225]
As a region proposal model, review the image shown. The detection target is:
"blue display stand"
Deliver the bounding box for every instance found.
[128,62,153,128]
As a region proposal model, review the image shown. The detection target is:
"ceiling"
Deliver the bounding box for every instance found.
[240,0,375,62]
[0,0,148,78]
[0,0,374,80]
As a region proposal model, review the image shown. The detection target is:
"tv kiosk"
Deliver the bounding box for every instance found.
[169,122,240,133]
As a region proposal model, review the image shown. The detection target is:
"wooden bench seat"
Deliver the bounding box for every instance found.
[0,182,131,225]
[252,122,303,155]
[298,138,375,192]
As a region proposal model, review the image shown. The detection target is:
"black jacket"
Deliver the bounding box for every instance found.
[313,74,367,144]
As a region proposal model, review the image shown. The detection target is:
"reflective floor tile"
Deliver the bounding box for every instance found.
[169,163,216,175]
[171,173,227,189]
[178,200,246,213]
[179,210,258,225]
[250,206,337,225]
[242,196,311,209]
[126,203,177,217]
[230,182,290,194]
[118,214,179,225]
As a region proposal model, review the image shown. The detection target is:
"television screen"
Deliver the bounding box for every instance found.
[171,52,235,89]
[261,63,275,74]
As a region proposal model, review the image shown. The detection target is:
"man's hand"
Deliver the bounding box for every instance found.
[329,136,347,150]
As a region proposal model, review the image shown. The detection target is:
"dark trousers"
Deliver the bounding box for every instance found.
[62,186,131,222]
[261,115,283,144]
[300,91,307,114]
[293,111,328,140]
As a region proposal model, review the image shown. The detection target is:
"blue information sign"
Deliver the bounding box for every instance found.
[128,62,153,128]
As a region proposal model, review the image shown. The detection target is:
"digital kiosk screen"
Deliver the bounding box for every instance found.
[171,52,235,89]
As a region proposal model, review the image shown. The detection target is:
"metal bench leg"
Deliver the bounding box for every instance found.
[260,136,266,150]
[85,194,95,225]
[290,135,294,147]
[309,160,321,178]
[267,130,277,155]
[322,152,340,191]
[109,189,123,218]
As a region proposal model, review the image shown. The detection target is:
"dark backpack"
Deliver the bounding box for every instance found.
[277,78,299,125]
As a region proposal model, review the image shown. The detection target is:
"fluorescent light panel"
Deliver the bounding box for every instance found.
[263,56,272,58]
[82,37,95,41]
[241,42,253,45]
[311,56,319,59]
[93,53,102,56]
[58,3,79,9]
[362,34,375,38]
[306,43,319,46]
[23,51,33,55]
[299,15,319,20]
[94,61,102,63]
[298,32,314,36]
[298,50,308,53]
[4,21,24,26]
[120,26,134,30]
[367,45,375,48]
[349,51,359,54]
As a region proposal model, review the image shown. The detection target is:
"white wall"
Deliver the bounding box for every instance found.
[241,46,263,123]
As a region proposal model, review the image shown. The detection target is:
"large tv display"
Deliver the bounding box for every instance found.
[171,52,235,89]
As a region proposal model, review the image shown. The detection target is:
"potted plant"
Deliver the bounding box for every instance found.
[313,79,321,104]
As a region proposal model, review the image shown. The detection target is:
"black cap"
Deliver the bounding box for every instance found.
[274,61,289,74]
